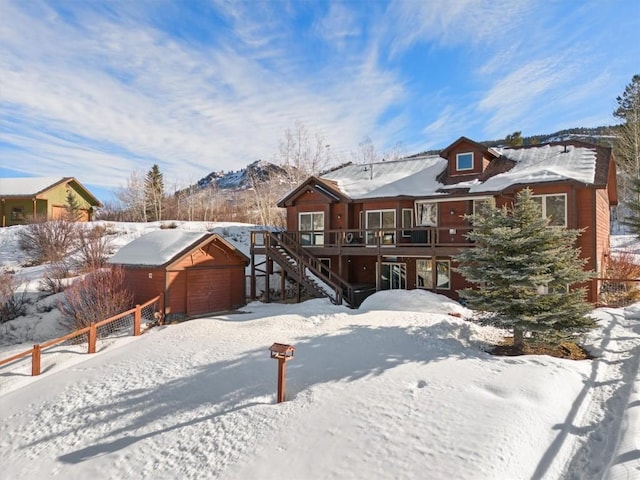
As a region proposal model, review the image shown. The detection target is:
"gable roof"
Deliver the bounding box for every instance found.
[107,230,249,267]
[314,140,613,201]
[0,177,102,207]
[440,136,501,159]
[277,176,351,207]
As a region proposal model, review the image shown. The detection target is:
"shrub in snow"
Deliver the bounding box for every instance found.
[18,218,79,264]
[0,271,27,323]
[59,267,133,329]
[76,225,113,270]
[41,259,72,294]
[455,188,596,349]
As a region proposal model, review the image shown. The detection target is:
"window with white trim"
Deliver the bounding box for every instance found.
[299,211,325,245]
[402,209,413,237]
[381,263,406,290]
[415,201,437,226]
[472,198,495,216]
[416,258,451,290]
[456,152,473,171]
[365,210,395,245]
[531,194,567,227]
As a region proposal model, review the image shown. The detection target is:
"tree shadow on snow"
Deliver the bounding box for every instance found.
[53,318,481,465]
[531,308,640,480]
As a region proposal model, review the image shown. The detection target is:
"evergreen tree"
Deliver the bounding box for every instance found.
[455,189,595,349]
[145,164,164,222]
[504,131,524,146]
[65,189,83,221]
[613,75,640,215]
[623,176,640,237]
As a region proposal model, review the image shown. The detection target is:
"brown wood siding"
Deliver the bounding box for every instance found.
[167,270,187,314]
[595,189,611,275]
[122,268,165,306]
[576,189,596,273]
[229,266,247,308]
[447,142,483,176]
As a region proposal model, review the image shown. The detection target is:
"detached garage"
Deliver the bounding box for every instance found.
[108,230,249,318]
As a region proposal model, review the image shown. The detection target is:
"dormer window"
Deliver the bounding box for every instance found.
[456,152,474,171]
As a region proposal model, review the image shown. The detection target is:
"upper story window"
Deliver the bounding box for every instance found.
[415,201,437,226]
[366,209,395,245]
[532,194,567,227]
[472,198,495,216]
[402,209,413,237]
[456,152,474,171]
[299,211,325,245]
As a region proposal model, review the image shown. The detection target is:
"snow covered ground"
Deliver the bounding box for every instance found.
[0,222,639,479]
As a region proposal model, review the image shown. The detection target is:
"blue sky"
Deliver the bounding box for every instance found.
[1,0,639,202]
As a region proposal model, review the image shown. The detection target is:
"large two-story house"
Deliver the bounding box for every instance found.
[250,137,617,307]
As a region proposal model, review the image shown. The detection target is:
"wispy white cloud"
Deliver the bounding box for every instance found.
[0,0,405,191]
[314,3,361,49]
[384,0,536,54]
[0,0,637,200]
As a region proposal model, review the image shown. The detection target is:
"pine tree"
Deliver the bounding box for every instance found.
[505,131,524,146]
[455,189,595,349]
[65,189,83,221]
[623,176,640,237]
[145,164,164,222]
[613,75,640,216]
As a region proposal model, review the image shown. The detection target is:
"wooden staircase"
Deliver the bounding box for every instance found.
[257,230,356,308]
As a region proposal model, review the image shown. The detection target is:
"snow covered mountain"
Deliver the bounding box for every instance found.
[194,160,289,191]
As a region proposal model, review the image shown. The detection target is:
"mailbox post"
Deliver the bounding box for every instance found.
[269,343,295,403]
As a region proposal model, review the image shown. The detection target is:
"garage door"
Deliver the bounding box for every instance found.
[186,269,230,316]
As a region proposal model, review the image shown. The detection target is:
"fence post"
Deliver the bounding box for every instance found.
[88,322,96,354]
[134,305,141,336]
[31,344,41,376]
[159,293,165,325]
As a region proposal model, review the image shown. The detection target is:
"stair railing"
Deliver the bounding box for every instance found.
[265,230,355,307]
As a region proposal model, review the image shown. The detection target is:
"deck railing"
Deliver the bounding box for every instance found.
[258,226,475,250]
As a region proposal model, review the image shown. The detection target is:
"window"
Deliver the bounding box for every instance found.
[472,198,495,216]
[299,212,325,245]
[416,258,451,290]
[359,210,364,238]
[381,263,406,290]
[531,194,567,227]
[365,210,395,245]
[11,207,24,221]
[402,209,413,237]
[415,201,437,226]
[456,152,473,171]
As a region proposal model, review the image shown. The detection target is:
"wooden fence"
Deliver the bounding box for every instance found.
[0,294,163,378]
[596,278,640,308]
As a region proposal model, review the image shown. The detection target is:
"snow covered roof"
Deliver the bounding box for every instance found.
[321,155,446,199]
[317,141,606,200]
[107,230,212,266]
[0,177,69,196]
[475,144,598,193]
[0,176,103,206]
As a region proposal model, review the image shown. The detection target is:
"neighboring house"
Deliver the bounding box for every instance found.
[250,137,617,307]
[108,230,249,318]
[0,177,102,227]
